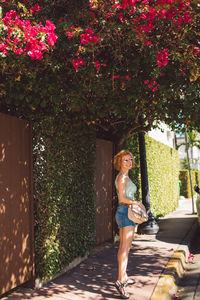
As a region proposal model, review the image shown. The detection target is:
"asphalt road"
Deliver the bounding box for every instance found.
[175,224,200,300]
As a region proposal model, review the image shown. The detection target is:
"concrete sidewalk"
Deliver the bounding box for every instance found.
[175,224,200,300]
[1,198,198,300]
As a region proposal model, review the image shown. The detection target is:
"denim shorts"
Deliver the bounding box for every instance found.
[115,204,136,228]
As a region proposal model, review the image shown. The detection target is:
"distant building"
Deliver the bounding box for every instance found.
[148,124,200,171]
[148,123,176,149]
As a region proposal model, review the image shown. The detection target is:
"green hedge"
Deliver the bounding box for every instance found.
[145,135,180,217]
[33,113,96,281]
[179,169,200,198]
[124,134,180,218]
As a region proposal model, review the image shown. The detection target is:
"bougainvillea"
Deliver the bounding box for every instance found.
[62,0,200,141]
[0,3,57,60]
[66,0,197,81]
[0,0,200,139]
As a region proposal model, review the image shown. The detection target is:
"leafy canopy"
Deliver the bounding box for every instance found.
[0,0,199,140]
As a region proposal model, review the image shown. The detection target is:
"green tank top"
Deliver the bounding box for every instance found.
[115,173,137,203]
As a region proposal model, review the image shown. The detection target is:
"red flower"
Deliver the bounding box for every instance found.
[80,28,98,44]
[94,60,101,71]
[30,3,41,14]
[47,32,57,46]
[152,86,157,92]
[156,49,169,67]
[72,58,86,70]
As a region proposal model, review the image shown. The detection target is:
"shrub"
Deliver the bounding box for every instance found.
[33,113,96,281]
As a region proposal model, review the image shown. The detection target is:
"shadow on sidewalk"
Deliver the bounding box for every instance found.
[156,216,197,245]
[25,242,171,300]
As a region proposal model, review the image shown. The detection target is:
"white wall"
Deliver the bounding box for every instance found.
[148,123,176,148]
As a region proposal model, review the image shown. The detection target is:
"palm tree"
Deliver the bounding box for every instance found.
[177,130,200,168]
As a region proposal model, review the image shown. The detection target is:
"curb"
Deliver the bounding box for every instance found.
[150,220,198,300]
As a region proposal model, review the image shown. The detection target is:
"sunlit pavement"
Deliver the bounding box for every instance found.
[1,198,198,300]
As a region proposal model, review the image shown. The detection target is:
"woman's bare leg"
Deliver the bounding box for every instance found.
[117,226,135,283]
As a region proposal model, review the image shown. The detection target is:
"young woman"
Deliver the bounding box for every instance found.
[114,150,144,299]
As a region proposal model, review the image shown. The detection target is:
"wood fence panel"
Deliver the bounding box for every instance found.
[94,139,114,245]
[0,113,34,296]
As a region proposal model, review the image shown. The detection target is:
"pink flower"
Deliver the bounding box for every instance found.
[45,20,56,31]
[94,60,100,71]
[80,28,98,44]
[156,49,169,67]
[152,86,157,92]
[14,48,24,54]
[188,253,194,260]
[1,8,57,60]
[0,43,8,51]
[47,32,57,46]
[119,13,124,22]
[72,58,86,70]
[27,49,43,60]
[30,3,42,14]
[141,13,147,20]
[92,35,99,43]
[66,32,73,38]
[145,41,152,46]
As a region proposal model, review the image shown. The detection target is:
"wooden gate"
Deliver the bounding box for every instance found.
[94,139,114,245]
[0,113,34,296]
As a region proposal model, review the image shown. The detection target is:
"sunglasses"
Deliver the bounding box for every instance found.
[123,158,133,162]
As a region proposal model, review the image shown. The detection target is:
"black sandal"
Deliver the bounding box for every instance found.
[115,280,130,299]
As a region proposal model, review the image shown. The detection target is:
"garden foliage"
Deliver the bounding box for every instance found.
[33,113,96,280]
[179,169,200,198]
[124,134,180,218]
[145,135,180,217]
[0,0,200,139]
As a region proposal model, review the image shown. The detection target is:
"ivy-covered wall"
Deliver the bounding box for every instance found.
[179,169,200,198]
[33,114,96,281]
[125,134,180,218]
[145,135,180,217]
